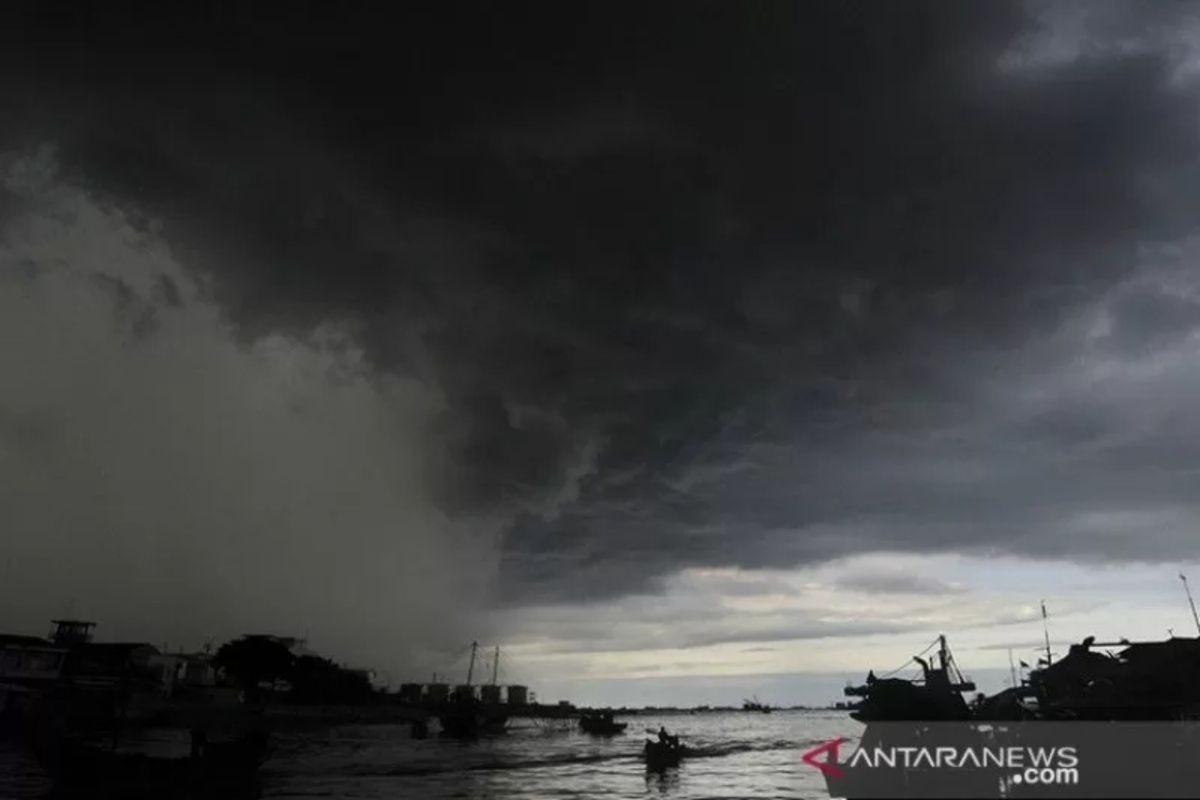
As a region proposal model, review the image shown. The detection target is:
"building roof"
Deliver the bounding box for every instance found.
[0,633,51,647]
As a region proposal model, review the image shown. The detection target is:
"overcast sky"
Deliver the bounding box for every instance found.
[4,2,1200,706]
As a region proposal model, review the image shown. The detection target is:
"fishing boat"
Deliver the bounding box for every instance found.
[846,586,1200,723]
[843,635,976,722]
[642,738,688,771]
[438,703,508,737]
[579,711,627,735]
[742,696,772,713]
[844,580,1200,725]
[438,642,508,738]
[820,582,1200,798]
[1022,634,1200,720]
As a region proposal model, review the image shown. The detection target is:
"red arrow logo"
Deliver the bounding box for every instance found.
[802,737,848,779]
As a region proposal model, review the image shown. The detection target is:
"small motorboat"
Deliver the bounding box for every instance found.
[643,738,688,771]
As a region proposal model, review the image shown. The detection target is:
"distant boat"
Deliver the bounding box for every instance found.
[742,696,771,713]
[438,703,508,738]
[579,712,627,736]
[438,641,509,738]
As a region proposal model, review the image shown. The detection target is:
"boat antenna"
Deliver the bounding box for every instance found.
[1008,649,1018,689]
[491,646,500,685]
[466,641,478,686]
[1041,600,1053,666]
[1181,574,1200,636]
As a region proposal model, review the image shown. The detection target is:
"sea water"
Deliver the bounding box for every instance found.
[0,710,854,799]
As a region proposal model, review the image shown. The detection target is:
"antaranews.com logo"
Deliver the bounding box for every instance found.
[797,722,1200,798]
[803,737,1080,788]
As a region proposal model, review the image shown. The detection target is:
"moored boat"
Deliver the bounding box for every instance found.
[579,710,627,735]
[438,701,508,738]
[844,635,976,722]
[844,632,1200,724]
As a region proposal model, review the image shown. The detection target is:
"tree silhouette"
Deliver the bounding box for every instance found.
[212,636,295,702]
[290,654,373,704]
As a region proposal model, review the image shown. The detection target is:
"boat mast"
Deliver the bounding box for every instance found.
[491,646,500,685]
[466,641,478,686]
[1041,600,1053,666]
[1181,574,1200,636]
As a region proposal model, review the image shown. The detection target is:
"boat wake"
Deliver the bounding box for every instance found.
[276,737,823,777]
[682,737,822,760]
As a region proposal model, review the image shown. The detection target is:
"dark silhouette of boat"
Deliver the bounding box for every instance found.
[1021,634,1200,720]
[827,593,1200,798]
[643,738,688,771]
[438,700,508,738]
[437,641,509,738]
[843,631,1200,723]
[579,710,627,735]
[844,635,976,722]
[742,696,772,713]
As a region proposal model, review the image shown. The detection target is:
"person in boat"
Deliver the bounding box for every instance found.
[656,726,681,750]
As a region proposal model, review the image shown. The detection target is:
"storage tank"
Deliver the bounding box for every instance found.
[480,684,502,705]
[426,683,449,703]
[453,684,476,701]
[507,685,529,705]
[398,683,423,703]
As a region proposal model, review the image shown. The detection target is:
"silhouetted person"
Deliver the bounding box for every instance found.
[658,726,669,744]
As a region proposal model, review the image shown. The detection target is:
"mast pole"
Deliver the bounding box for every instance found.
[491,646,500,685]
[1041,600,1053,666]
[466,641,478,686]
[1181,574,1200,636]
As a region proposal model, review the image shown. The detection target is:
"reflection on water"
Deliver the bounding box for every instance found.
[1,710,854,799]
[645,766,682,795]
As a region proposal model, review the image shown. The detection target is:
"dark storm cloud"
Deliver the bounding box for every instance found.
[9,2,1200,610]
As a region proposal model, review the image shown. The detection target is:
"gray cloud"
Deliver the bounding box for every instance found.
[832,572,968,597]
